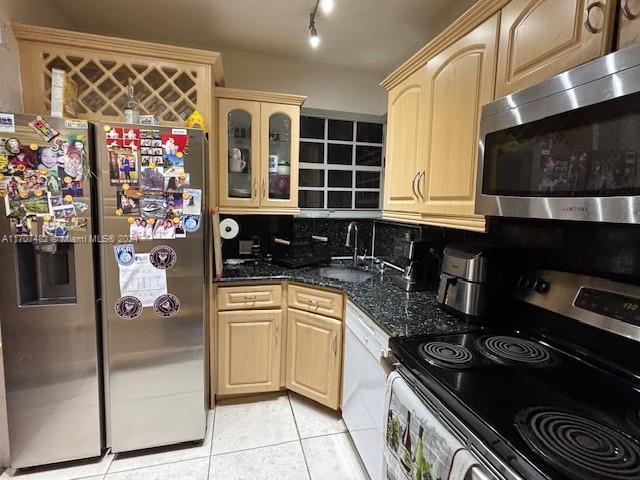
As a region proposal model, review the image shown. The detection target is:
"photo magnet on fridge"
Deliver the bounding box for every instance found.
[114,244,136,267]
[108,146,139,186]
[115,295,143,320]
[182,188,201,215]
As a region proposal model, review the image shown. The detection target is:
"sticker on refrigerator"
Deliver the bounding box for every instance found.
[182,188,201,215]
[149,245,176,269]
[115,295,143,320]
[153,293,180,317]
[114,244,135,266]
[0,113,15,133]
[108,146,139,186]
[119,253,167,307]
[182,214,200,233]
[28,116,59,141]
[64,119,88,130]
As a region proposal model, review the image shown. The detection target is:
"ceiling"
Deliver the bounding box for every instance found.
[50,0,477,75]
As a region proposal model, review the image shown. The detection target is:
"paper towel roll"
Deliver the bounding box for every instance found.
[219,218,239,240]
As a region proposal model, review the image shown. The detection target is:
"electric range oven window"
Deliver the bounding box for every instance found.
[483,91,640,198]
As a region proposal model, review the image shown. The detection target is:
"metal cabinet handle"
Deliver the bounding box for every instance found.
[622,0,637,19]
[253,177,257,198]
[332,332,338,354]
[262,178,266,199]
[584,1,604,33]
[411,172,419,200]
[275,321,279,345]
[416,170,426,201]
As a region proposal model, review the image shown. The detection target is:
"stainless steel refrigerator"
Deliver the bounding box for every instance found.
[0,113,102,468]
[94,122,207,453]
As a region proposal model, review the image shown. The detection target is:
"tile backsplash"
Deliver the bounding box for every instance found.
[219,214,640,285]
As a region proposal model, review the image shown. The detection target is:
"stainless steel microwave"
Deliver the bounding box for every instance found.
[476,43,640,224]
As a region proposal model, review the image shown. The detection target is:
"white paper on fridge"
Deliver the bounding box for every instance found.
[119,253,167,307]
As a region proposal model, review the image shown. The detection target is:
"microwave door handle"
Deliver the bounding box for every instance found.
[622,0,637,19]
[584,1,605,33]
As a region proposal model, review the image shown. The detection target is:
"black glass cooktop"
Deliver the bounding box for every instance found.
[390,330,640,480]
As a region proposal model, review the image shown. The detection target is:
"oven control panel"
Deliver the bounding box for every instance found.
[574,287,640,326]
[514,270,640,342]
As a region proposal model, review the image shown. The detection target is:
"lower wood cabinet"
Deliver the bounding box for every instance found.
[285,308,343,410]
[214,284,344,410]
[216,309,282,396]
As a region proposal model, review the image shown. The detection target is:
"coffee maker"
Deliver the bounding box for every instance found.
[437,244,487,320]
[391,238,440,292]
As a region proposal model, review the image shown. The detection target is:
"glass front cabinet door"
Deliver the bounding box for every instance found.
[260,103,300,210]
[219,98,261,208]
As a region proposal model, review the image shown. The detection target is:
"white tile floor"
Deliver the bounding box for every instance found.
[0,392,368,480]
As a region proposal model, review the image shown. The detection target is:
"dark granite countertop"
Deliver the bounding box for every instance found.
[215,260,470,337]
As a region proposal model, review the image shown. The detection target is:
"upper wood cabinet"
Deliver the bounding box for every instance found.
[618,0,640,50]
[217,309,282,396]
[495,0,616,98]
[285,308,343,410]
[216,88,306,214]
[420,14,499,219]
[383,70,427,215]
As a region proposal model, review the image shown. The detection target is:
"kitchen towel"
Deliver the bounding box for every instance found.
[382,371,478,480]
[449,448,480,480]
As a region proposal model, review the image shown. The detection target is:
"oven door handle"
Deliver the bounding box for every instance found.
[381,353,400,375]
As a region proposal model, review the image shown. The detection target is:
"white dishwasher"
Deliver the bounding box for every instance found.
[342,301,390,480]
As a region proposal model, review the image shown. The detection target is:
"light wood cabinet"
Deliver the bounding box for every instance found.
[420,14,499,219]
[286,308,343,410]
[216,284,282,310]
[383,69,428,215]
[216,88,306,215]
[618,0,640,49]
[288,284,344,320]
[495,0,616,98]
[217,309,282,396]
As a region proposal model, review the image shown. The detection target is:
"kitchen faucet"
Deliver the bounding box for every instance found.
[345,221,358,266]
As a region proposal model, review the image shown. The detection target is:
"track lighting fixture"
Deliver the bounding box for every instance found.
[308,0,335,48]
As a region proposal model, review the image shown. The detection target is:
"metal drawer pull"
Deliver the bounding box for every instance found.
[411,172,419,200]
[622,0,637,19]
[244,295,257,301]
[417,170,426,201]
[307,298,319,305]
[584,1,604,33]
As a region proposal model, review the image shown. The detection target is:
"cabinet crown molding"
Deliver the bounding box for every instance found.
[380,0,509,90]
[215,87,307,106]
[12,23,225,85]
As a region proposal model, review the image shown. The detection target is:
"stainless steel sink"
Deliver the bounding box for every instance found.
[312,266,373,283]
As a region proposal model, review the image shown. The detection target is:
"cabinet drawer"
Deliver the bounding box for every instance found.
[217,285,282,310]
[288,284,344,319]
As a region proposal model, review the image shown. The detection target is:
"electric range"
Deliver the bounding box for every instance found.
[389,269,640,480]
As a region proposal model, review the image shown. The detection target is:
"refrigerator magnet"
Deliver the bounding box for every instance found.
[183,214,200,233]
[149,245,176,269]
[114,244,135,267]
[28,116,59,142]
[0,113,15,133]
[115,295,143,320]
[153,293,180,317]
